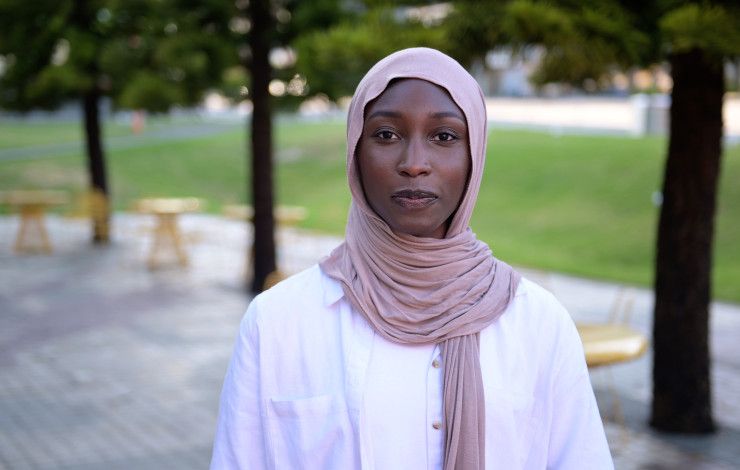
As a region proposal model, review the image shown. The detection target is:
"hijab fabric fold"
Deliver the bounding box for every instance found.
[320,47,521,470]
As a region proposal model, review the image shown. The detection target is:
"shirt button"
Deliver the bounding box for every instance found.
[432,421,442,430]
[432,359,441,369]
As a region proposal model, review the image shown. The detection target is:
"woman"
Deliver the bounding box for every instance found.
[211,48,613,469]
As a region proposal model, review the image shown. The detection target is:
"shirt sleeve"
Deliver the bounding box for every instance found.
[210,300,268,469]
[546,307,614,470]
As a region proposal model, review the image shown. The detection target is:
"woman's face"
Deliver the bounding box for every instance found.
[357,78,470,239]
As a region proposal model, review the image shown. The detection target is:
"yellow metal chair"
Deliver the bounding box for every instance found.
[576,288,648,444]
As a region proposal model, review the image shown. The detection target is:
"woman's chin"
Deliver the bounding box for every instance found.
[390,222,446,239]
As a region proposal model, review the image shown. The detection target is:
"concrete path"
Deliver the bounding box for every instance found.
[0,213,738,469]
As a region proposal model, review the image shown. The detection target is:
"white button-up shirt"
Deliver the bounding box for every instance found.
[210,265,613,469]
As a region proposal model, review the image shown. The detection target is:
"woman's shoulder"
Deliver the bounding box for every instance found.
[495,276,579,347]
[482,276,585,383]
[244,265,342,330]
[511,277,569,320]
[256,264,325,300]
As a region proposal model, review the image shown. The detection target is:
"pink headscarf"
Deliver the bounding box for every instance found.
[320,47,520,469]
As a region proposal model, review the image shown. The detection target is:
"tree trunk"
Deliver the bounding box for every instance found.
[247,0,277,293]
[82,89,110,244]
[650,49,723,433]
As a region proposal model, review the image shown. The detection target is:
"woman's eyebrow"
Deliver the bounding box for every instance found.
[430,111,466,123]
[366,110,401,121]
[366,109,466,123]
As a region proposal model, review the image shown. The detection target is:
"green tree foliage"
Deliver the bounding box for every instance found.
[294,5,449,100]
[660,3,740,58]
[0,0,230,112]
[446,0,740,433]
[448,0,650,87]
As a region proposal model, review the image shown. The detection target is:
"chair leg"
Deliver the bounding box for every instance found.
[600,366,630,450]
[148,220,165,269]
[13,213,30,253]
[14,209,52,254]
[164,216,188,267]
[35,214,52,254]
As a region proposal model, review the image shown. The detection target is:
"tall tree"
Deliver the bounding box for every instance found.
[247,0,277,293]
[0,0,229,243]
[650,3,738,432]
[223,0,349,292]
[0,0,116,242]
[446,0,740,432]
[123,0,349,292]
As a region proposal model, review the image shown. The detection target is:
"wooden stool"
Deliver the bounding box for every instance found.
[0,190,69,254]
[135,198,202,269]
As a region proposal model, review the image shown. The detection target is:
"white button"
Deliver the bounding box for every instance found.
[432,421,442,430]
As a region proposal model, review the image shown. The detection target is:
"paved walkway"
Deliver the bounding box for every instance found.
[0,213,738,469]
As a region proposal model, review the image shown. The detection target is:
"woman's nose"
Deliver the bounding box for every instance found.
[397,138,431,177]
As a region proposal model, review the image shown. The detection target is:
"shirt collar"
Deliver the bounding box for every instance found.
[320,268,345,307]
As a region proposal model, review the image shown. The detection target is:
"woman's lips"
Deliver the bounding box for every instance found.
[391,189,438,209]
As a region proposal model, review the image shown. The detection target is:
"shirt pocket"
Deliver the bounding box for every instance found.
[485,388,536,470]
[265,393,358,470]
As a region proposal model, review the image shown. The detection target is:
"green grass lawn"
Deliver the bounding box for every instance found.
[1,118,738,302]
[0,120,131,149]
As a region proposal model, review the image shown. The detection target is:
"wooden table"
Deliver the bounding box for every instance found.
[577,323,649,368]
[0,190,69,253]
[135,197,202,269]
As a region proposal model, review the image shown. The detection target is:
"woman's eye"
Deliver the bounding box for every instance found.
[433,132,457,142]
[374,130,398,140]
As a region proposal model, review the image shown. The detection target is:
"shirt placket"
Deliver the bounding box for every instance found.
[427,345,444,469]
[344,303,375,468]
